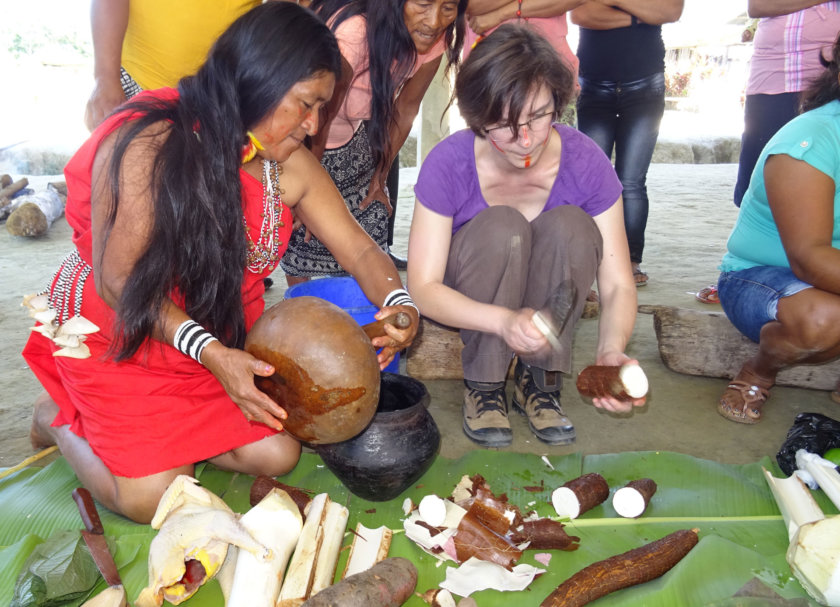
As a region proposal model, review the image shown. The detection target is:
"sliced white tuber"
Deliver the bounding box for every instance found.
[763,467,825,541]
[80,585,127,607]
[342,523,393,578]
[310,500,350,596]
[612,479,657,518]
[278,492,329,606]
[788,516,840,606]
[551,486,582,519]
[795,449,840,512]
[420,587,456,607]
[541,455,555,470]
[619,363,649,398]
[402,497,415,516]
[419,494,448,527]
[227,488,303,607]
[439,557,545,596]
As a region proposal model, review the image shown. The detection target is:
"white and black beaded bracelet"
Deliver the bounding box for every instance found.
[173,320,219,364]
[383,287,418,311]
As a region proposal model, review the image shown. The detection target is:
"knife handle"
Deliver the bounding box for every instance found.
[72,487,104,534]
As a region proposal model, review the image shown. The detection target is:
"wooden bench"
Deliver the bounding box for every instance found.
[405,305,840,390]
[641,305,840,391]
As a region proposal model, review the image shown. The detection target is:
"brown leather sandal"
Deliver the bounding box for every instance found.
[717,380,770,424]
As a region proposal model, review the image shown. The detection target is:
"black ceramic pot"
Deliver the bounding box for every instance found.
[314,372,440,501]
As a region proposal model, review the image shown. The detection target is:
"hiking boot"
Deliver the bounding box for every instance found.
[512,360,575,445]
[462,380,512,448]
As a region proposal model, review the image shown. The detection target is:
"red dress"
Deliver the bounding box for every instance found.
[22,88,293,477]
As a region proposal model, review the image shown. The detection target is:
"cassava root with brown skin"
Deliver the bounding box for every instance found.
[540,528,700,607]
[576,363,649,400]
[552,472,610,519]
[612,478,658,518]
[301,557,417,607]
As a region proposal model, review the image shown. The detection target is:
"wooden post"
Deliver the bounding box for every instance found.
[419,58,452,164]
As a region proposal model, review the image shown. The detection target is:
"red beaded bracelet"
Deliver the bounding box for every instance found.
[516,0,523,19]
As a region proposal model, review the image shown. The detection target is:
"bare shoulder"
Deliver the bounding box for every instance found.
[275,145,334,208]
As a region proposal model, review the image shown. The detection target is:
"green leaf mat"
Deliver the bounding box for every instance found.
[1,450,833,606]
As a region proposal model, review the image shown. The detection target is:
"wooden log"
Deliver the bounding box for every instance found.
[405,318,464,380]
[640,305,840,390]
[0,177,29,210]
[405,303,599,380]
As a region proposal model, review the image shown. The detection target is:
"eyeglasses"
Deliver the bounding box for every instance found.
[485,109,555,143]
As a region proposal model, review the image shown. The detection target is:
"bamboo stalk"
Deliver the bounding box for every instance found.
[0,446,58,480]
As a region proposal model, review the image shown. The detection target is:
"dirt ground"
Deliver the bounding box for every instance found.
[3,163,840,471]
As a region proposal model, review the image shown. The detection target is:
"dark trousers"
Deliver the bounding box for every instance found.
[577,72,665,264]
[733,92,800,207]
[444,205,602,382]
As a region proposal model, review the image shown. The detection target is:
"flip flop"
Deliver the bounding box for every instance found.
[632,267,648,287]
[696,284,719,304]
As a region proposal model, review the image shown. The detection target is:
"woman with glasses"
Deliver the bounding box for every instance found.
[406,24,644,449]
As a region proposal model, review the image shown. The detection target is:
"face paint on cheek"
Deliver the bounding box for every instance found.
[489,138,507,155]
[524,156,531,168]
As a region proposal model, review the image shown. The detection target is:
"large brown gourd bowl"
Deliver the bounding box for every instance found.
[244,296,381,445]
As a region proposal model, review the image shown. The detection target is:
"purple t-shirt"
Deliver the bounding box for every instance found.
[414,124,622,234]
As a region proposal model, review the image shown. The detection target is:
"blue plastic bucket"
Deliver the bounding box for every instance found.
[285,276,400,373]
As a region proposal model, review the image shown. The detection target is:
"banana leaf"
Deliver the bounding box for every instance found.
[0,450,833,607]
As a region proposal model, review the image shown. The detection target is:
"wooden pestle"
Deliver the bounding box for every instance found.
[361,312,411,340]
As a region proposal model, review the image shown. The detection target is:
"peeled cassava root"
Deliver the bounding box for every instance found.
[576,363,649,400]
[551,473,609,519]
[540,528,699,607]
[301,557,417,607]
[612,478,658,518]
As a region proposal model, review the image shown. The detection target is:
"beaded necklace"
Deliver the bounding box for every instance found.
[245,159,285,273]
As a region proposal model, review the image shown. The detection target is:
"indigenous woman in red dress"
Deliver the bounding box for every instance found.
[23,2,417,524]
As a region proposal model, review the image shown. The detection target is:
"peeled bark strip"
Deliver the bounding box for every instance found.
[540,529,700,607]
[278,493,330,606]
[250,474,312,516]
[310,500,350,595]
[551,473,609,519]
[343,523,393,578]
[612,478,658,518]
[510,518,580,551]
[576,363,649,400]
[452,510,522,570]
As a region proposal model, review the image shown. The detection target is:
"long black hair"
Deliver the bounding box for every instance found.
[310,0,466,168]
[801,32,840,113]
[102,2,341,359]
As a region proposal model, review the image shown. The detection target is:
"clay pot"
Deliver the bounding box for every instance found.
[315,373,440,501]
[244,296,381,444]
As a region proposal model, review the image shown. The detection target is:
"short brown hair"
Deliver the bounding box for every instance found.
[455,23,575,138]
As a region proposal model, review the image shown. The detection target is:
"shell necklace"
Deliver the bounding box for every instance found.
[245,159,285,273]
